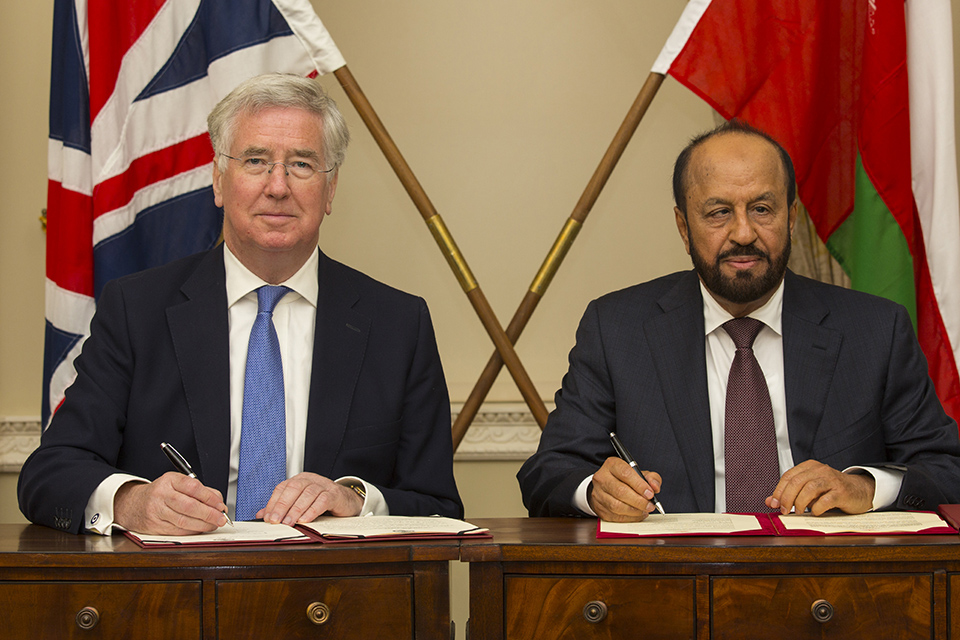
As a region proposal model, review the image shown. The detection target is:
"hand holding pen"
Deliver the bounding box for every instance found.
[609,432,666,515]
[161,442,234,527]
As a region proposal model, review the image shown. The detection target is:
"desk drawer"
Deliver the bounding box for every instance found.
[0,581,200,639]
[711,574,931,639]
[217,576,413,639]
[504,576,695,640]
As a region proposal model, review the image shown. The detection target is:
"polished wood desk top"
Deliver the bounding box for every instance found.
[0,522,460,567]
[461,516,960,563]
[5,517,959,562]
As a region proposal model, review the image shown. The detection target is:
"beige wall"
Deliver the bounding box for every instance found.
[3,3,960,638]
[3,0,960,516]
[0,0,705,520]
[309,1,702,404]
[2,1,960,506]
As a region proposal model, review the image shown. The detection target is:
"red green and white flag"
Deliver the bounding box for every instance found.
[653,0,960,423]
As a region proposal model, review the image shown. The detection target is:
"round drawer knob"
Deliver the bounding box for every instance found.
[306,601,331,625]
[76,606,100,630]
[583,600,608,623]
[810,599,834,623]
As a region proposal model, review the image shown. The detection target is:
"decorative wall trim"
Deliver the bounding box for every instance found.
[1,402,546,471]
[0,417,41,473]
[452,402,546,461]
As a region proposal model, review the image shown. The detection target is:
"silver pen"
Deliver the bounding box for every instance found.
[609,432,666,515]
[161,442,234,527]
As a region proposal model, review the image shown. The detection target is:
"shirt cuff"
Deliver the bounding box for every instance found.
[843,465,904,511]
[573,474,598,517]
[335,476,389,516]
[84,474,149,535]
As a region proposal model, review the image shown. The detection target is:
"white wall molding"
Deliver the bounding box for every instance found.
[452,402,545,461]
[0,417,41,473]
[1,402,546,472]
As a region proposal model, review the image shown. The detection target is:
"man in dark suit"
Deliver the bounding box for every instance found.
[19,73,462,534]
[518,120,960,521]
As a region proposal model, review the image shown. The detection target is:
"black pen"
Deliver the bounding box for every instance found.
[160,442,234,527]
[609,432,666,515]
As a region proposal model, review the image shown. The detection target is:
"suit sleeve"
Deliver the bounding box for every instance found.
[879,305,960,510]
[518,300,619,516]
[18,280,136,533]
[371,299,464,518]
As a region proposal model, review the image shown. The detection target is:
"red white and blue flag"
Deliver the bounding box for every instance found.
[44,0,346,428]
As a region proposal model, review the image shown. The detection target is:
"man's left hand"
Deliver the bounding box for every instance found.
[257,472,364,525]
[767,459,875,515]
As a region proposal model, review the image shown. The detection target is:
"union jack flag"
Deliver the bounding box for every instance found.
[43,0,346,428]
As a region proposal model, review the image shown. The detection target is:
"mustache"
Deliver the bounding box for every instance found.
[718,244,768,261]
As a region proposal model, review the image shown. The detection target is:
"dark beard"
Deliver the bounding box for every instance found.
[690,236,791,305]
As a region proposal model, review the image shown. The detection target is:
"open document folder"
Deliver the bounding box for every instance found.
[124,515,489,548]
[597,509,959,539]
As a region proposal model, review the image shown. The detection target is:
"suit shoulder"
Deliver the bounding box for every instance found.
[322,254,426,310]
[103,249,215,304]
[110,249,211,287]
[592,271,693,313]
[787,271,908,316]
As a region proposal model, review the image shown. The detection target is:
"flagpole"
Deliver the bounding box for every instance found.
[451,72,666,449]
[332,66,549,427]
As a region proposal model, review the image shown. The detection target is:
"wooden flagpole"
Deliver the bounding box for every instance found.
[451,72,666,449]
[333,66,549,427]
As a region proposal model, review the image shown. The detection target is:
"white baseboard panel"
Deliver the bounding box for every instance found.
[2,402,547,472]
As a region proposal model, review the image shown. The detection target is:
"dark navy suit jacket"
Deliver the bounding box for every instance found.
[20,245,462,532]
[519,270,960,516]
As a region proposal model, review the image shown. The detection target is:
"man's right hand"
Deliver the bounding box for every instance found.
[588,457,662,522]
[114,472,229,534]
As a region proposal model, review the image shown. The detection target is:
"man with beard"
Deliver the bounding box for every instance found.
[517,120,960,521]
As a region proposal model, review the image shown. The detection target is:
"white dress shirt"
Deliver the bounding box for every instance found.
[574,277,901,515]
[84,245,387,534]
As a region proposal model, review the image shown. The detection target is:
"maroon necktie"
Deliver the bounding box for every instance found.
[723,317,779,513]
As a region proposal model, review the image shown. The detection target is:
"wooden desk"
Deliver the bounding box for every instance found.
[0,524,458,639]
[461,517,960,640]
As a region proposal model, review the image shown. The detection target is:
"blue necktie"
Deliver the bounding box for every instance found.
[236,285,290,521]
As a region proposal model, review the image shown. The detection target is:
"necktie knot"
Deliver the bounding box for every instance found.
[723,316,763,350]
[257,285,290,315]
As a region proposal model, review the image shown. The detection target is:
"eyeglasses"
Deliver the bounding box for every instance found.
[220,153,334,180]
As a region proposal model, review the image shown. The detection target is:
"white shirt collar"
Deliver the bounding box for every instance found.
[223,244,319,308]
[700,276,784,337]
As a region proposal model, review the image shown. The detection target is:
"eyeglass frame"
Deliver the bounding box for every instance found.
[219,152,336,180]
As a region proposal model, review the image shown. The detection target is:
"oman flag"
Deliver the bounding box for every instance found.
[653,0,960,423]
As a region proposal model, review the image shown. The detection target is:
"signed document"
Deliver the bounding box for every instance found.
[301,515,489,541]
[598,510,957,539]
[124,516,490,548]
[124,521,312,548]
[775,511,955,535]
[599,513,774,538]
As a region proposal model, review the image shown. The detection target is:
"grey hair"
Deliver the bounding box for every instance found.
[207,73,350,173]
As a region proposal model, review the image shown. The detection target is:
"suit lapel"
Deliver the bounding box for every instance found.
[781,271,842,461]
[303,252,370,475]
[646,271,715,512]
[166,245,231,497]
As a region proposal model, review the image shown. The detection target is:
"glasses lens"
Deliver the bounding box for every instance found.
[226,155,327,179]
[246,159,268,175]
[288,161,316,179]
